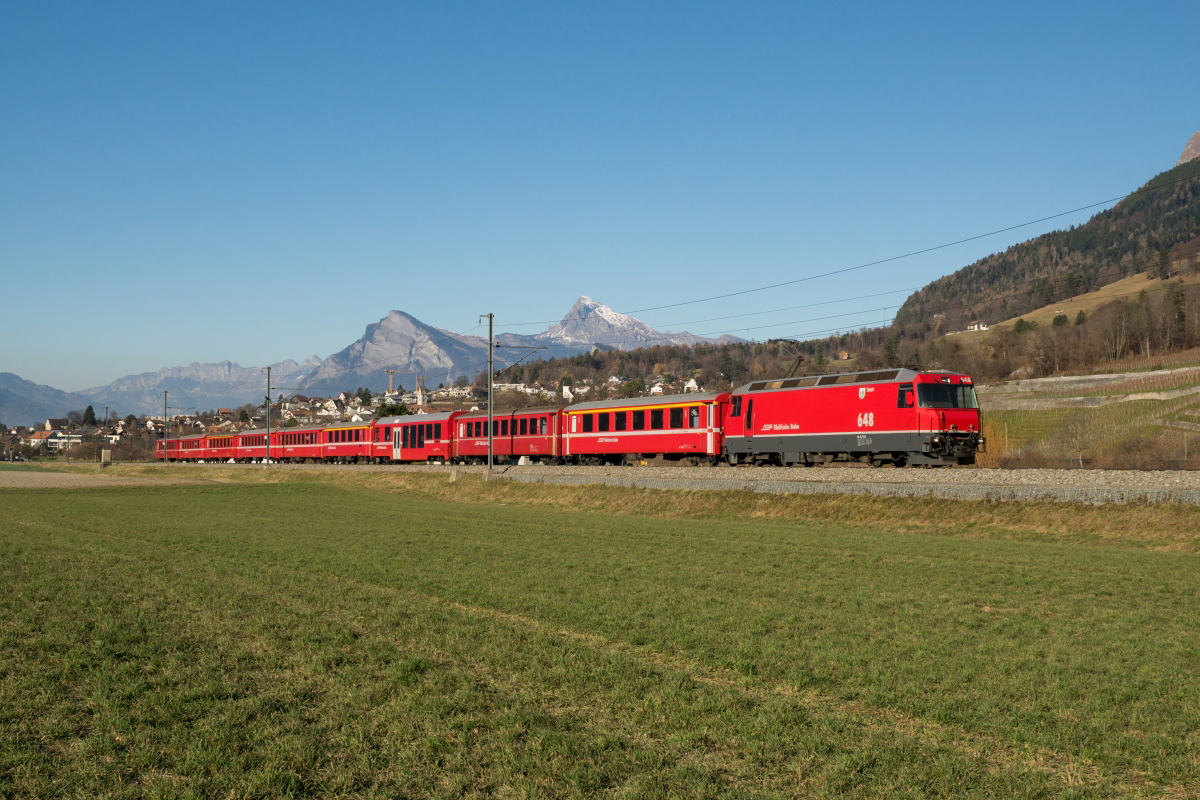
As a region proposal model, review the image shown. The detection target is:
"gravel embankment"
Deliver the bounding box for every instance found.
[9,462,1199,504]
[474,464,1200,504]
[144,461,1200,505]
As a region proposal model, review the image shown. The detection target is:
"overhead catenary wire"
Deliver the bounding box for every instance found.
[269,165,1200,391]
[494,163,1200,327]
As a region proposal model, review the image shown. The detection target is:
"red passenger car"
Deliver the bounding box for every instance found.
[452,407,561,464]
[236,429,269,462]
[207,432,238,462]
[158,435,206,461]
[510,407,560,461]
[323,421,373,463]
[723,368,982,467]
[277,425,325,462]
[391,412,457,463]
[562,392,728,465]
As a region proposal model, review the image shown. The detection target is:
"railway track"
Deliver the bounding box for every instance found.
[166,461,1200,505]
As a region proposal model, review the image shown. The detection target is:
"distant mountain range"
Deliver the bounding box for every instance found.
[83,358,322,418]
[2,297,741,425]
[0,373,95,430]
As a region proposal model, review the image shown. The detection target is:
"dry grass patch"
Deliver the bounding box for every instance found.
[77,463,1200,552]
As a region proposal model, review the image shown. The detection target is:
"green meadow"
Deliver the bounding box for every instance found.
[1,470,1197,798]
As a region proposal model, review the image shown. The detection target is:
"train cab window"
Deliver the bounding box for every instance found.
[582,414,594,433]
[598,413,610,432]
[897,384,914,409]
[435,423,441,440]
[615,412,627,431]
[540,417,547,435]
[633,410,645,430]
[669,407,683,429]
[519,418,528,435]
[651,409,664,429]
[731,396,743,417]
[689,406,700,428]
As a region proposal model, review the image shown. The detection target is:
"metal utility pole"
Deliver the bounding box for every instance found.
[263,366,271,466]
[162,391,168,463]
[479,313,494,472]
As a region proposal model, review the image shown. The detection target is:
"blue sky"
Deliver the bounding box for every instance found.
[3,1,1197,390]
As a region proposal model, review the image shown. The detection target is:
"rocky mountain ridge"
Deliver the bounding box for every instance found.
[1178,132,1200,167]
[4,298,738,422]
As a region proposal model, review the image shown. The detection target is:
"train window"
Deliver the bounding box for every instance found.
[897,384,914,408]
[917,383,978,409]
[651,409,664,429]
[435,423,441,440]
[632,410,645,430]
[540,417,547,435]
[689,407,700,428]
[501,419,508,436]
[582,414,594,433]
[615,412,627,431]
[669,407,683,428]
[598,413,610,432]
[520,418,528,435]
[731,396,742,417]
[417,425,425,448]
[426,423,433,439]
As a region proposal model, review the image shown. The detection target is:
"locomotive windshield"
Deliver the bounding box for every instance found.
[916,383,978,409]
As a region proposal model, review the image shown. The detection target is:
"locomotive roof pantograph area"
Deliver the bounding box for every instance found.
[737,368,956,394]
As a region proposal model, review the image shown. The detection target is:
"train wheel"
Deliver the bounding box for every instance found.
[894,455,909,468]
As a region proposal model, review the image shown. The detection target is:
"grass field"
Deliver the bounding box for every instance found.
[2,468,1198,797]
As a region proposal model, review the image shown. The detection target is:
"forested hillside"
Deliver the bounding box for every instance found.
[895,161,1200,333]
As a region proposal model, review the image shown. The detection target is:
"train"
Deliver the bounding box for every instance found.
[156,367,983,468]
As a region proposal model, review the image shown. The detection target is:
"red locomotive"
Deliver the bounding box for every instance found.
[156,368,982,467]
[723,368,981,467]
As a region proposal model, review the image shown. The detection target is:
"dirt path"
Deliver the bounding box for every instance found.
[0,469,205,489]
